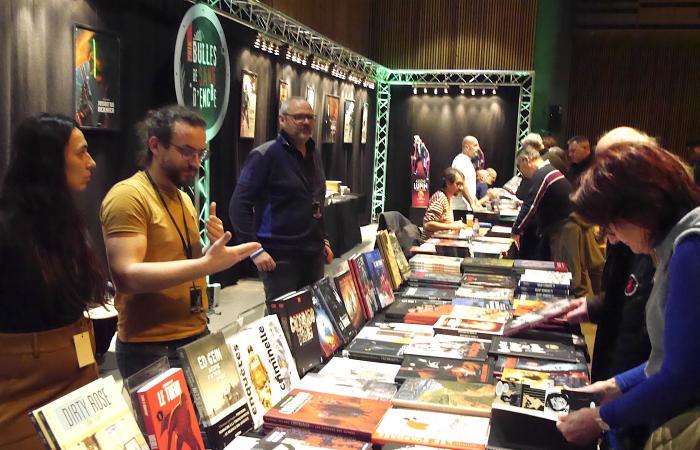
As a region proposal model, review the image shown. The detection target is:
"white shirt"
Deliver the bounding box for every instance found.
[452,152,477,200]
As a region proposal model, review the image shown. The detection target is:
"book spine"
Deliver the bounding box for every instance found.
[37,411,62,450]
[137,390,159,449]
[518,281,569,290]
[29,412,57,450]
[346,350,403,365]
[177,348,210,427]
[264,416,371,441]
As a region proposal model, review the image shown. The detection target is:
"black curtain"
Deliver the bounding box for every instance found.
[0,0,376,287]
[384,85,520,217]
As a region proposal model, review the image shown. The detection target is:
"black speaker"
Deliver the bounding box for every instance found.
[548,105,563,133]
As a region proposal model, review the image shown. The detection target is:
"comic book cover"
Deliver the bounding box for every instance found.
[372,408,490,449]
[433,315,506,339]
[31,376,149,450]
[311,288,342,359]
[263,389,391,441]
[313,276,357,343]
[392,378,495,417]
[224,316,301,429]
[396,356,491,384]
[489,337,585,363]
[403,335,489,361]
[296,373,397,401]
[136,368,203,450]
[342,338,406,364]
[334,268,367,330]
[363,249,396,308]
[319,357,400,383]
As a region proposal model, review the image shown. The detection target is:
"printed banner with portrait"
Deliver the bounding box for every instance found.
[361,103,369,144]
[322,94,339,143]
[343,99,355,144]
[240,70,257,139]
[279,80,289,110]
[411,135,431,207]
[306,85,316,110]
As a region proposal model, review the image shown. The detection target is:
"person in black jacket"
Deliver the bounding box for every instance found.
[512,145,573,260]
[566,135,594,185]
[230,97,333,302]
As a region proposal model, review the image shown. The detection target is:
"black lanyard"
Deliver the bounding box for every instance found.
[145,171,193,260]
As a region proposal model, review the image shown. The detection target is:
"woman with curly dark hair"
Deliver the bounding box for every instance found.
[0,113,106,449]
[557,128,700,449]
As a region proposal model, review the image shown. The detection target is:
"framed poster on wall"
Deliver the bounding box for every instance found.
[306,85,316,110]
[279,80,289,108]
[322,94,339,143]
[361,103,369,144]
[73,25,120,130]
[240,70,257,139]
[343,99,355,144]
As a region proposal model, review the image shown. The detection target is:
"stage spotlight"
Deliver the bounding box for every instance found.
[413,87,417,95]
[471,88,475,96]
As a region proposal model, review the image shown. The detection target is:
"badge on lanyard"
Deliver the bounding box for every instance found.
[73,332,96,368]
[190,285,204,313]
[312,200,322,219]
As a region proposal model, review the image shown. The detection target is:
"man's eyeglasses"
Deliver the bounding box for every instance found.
[283,113,316,123]
[170,143,209,162]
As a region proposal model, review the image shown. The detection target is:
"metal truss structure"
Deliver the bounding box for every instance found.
[189,158,210,246]
[189,1,534,224]
[370,81,392,223]
[369,70,534,221]
[196,0,381,80]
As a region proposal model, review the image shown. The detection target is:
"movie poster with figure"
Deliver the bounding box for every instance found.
[240,70,257,138]
[306,85,316,110]
[361,103,369,144]
[411,135,430,207]
[343,99,355,144]
[322,94,339,143]
[74,25,120,130]
[279,80,289,109]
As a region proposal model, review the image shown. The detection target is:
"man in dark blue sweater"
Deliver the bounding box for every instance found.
[229,97,333,302]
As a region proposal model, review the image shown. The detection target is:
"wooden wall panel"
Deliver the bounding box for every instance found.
[260,0,372,56]
[369,0,537,70]
[566,32,700,159]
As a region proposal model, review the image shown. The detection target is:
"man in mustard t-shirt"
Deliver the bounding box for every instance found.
[100,105,259,378]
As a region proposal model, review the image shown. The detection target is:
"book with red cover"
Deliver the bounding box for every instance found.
[136,368,204,450]
[403,302,455,325]
[334,267,367,330]
[263,389,391,441]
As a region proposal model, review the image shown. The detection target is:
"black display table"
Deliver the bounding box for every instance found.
[324,194,365,256]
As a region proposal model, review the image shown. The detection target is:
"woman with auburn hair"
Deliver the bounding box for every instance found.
[557,140,700,448]
[0,113,106,449]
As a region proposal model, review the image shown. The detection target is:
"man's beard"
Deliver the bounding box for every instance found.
[165,164,198,187]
